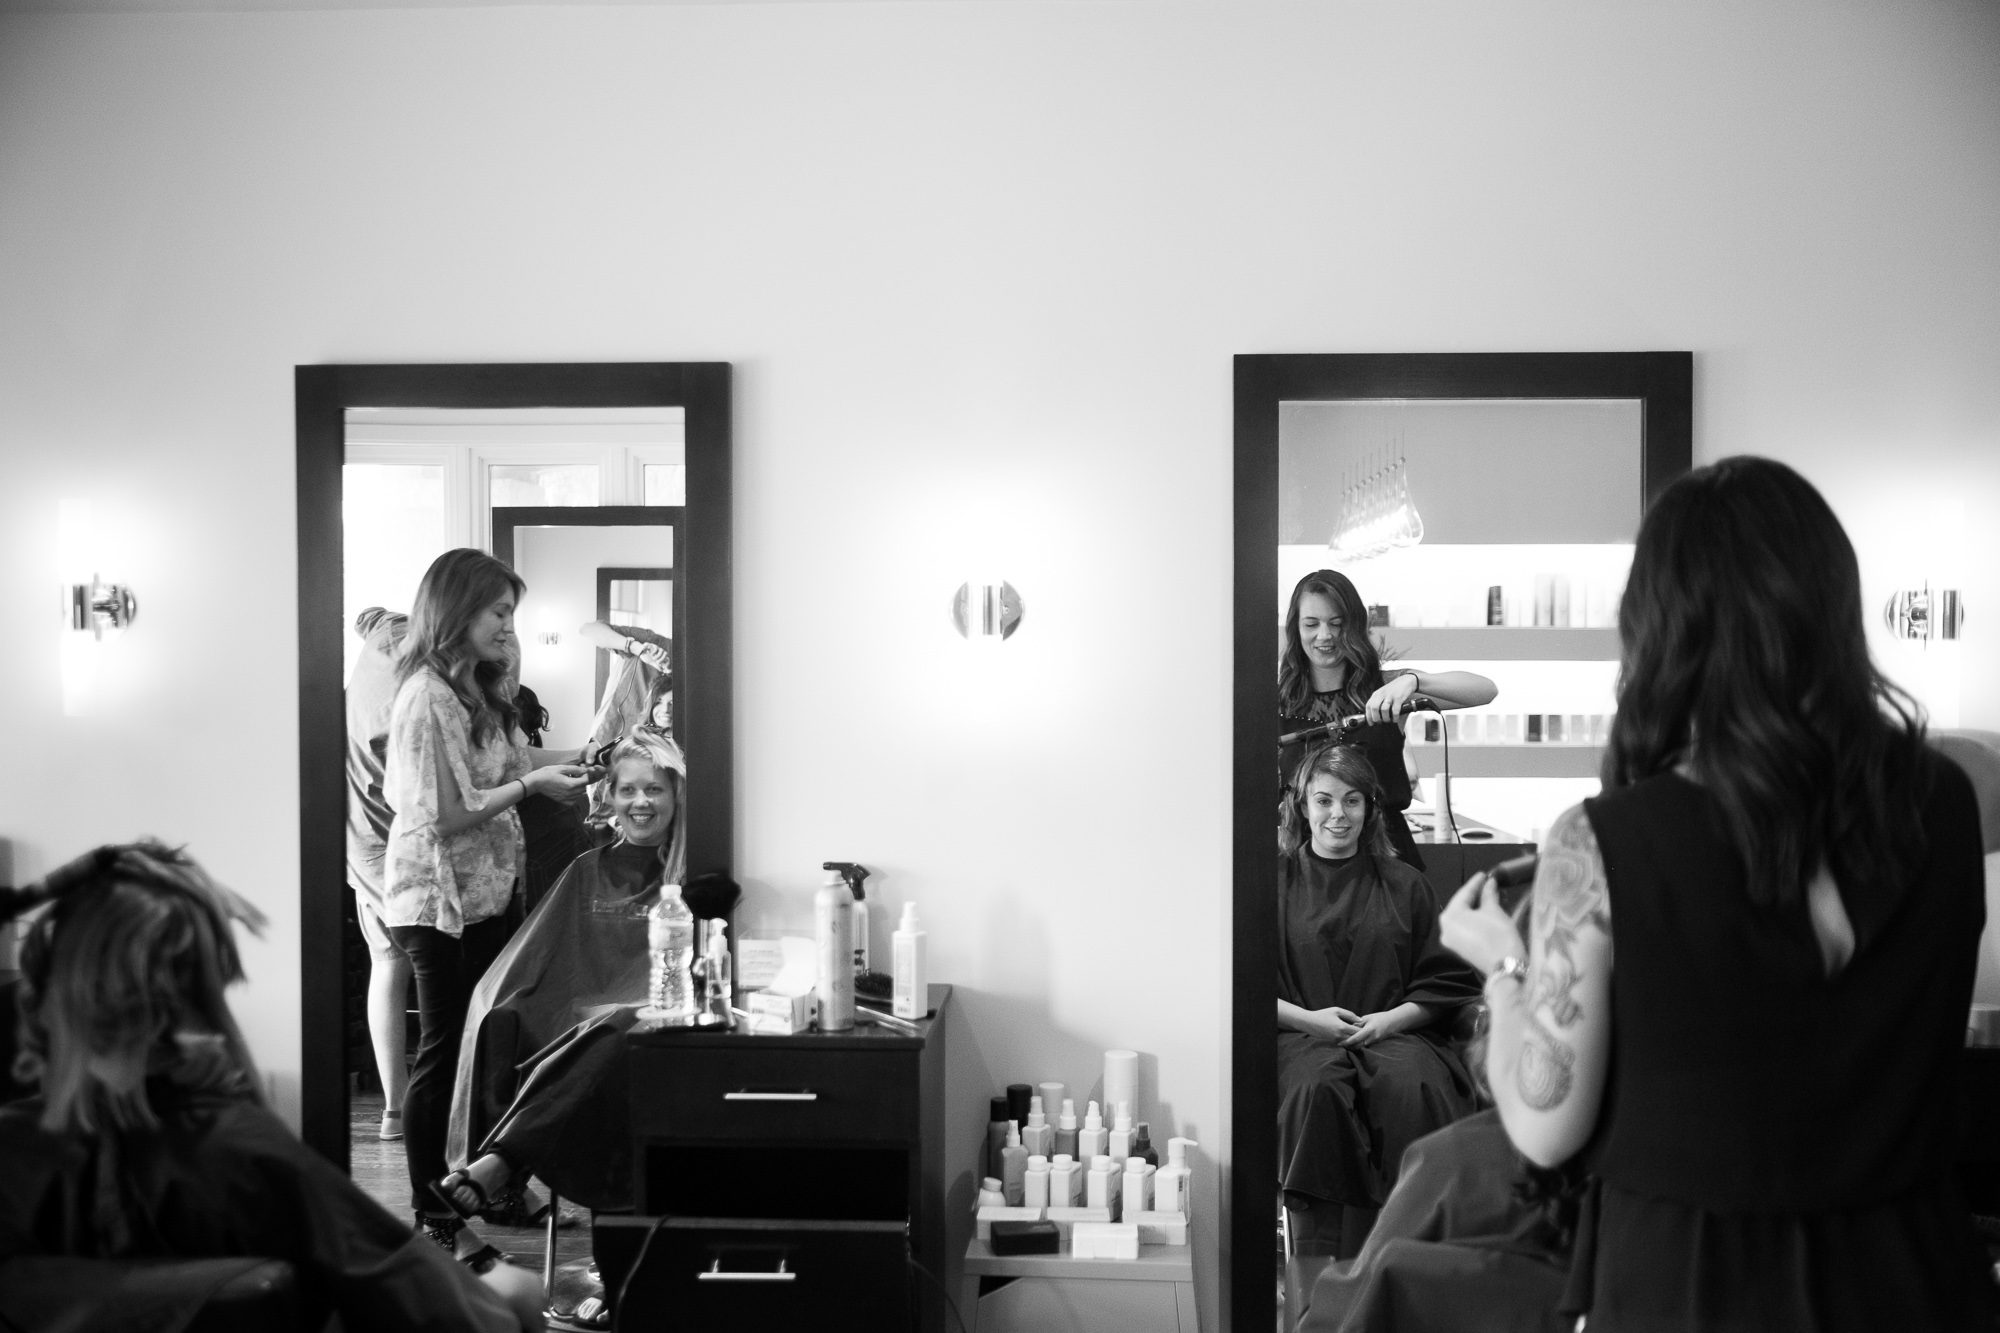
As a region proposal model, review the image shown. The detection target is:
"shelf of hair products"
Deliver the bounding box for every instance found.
[972,1051,1195,1260]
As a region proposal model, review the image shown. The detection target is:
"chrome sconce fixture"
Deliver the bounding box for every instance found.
[1883,584,1966,644]
[66,576,138,638]
[952,581,1024,642]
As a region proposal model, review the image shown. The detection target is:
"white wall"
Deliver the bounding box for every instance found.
[2,3,1998,1325]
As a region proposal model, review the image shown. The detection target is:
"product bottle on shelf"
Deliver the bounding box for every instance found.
[814,869,855,1031]
[1155,1138,1196,1216]
[1000,1123,1029,1207]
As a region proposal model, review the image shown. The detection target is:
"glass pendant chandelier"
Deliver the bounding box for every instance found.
[1329,444,1425,562]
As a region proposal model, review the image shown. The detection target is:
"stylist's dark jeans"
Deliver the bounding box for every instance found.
[386,913,512,1216]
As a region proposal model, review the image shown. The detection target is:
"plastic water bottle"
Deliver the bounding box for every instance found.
[648,884,696,1015]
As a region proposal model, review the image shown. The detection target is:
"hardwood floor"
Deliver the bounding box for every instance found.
[348,1090,596,1275]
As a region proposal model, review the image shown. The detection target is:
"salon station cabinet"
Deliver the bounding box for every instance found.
[597,984,952,1332]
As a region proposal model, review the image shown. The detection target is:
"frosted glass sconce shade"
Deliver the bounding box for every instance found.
[67,577,138,638]
[952,581,1023,641]
[1883,585,1965,643]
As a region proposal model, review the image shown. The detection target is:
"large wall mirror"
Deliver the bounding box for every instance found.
[1231,353,1691,1331]
[295,363,731,1167]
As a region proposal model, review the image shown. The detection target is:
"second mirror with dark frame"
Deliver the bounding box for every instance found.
[1233,352,1691,1333]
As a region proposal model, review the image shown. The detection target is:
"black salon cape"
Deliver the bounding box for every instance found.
[1298,1109,1574,1333]
[447,841,735,1211]
[0,1088,518,1333]
[1277,847,1483,1207]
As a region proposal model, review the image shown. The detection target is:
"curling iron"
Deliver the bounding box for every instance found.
[1278,695,1437,747]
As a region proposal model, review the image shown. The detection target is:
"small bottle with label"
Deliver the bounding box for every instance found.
[1108,1102,1134,1165]
[1049,1154,1081,1207]
[1023,1155,1050,1209]
[1121,1156,1155,1216]
[1053,1099,1080,1160]
[1000,1123,1029,1207]
[1077,1101,1108,1161]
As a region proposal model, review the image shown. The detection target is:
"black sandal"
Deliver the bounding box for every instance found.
[478,1181,554,1229]
[429,1169,491,1222]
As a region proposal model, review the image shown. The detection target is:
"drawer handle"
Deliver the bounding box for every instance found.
[723,1090,818,1102]
[699,1259,796,1283]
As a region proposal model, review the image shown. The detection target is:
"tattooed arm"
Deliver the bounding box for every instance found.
[1482,804,1614,1167]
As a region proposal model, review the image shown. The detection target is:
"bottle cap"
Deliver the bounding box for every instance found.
[1112,1101,1132,1131]
[1027,1155,1048,1170]
[900,901,919,928]
[1083,1100,1103,1130]
[1167,1137,1197,1165]
[1124,1155,1146,1173]
[982,1177,1002,1192]
[1052,1154,1073,1166]
[1007,1084,1033,1123]
[1133,1123,1153,1146]
[1006,1122,1022,1147]
[1058,1098,1077,1129]
[1027,1096,1045,1126]
[990,1096,1010,1121]
[1091,1155,1113,1172]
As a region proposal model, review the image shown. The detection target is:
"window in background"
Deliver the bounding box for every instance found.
[489,463,601,509]
[342,463,447,683]
[642,464,686,506]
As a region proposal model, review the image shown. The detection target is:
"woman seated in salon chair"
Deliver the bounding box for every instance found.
[1301,457,2000,1332]
[1277,744,1486,1261]
[0,842,544,1333]
[436,728,736,1320]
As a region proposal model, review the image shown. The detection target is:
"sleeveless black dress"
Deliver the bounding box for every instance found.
[1572,756,1996,1330]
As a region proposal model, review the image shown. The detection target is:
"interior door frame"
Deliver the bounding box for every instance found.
[487,508,682,742]
[295,362,731,1168]
[590,562,679,710]
[1230,352,1690,1331]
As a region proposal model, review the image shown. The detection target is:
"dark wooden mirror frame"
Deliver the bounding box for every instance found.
[295,363,732,1167]
[1229,352,1691,1330]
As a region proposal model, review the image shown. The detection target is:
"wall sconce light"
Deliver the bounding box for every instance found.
[951,581,1023,642]
[536,630,561,646]
[67,577,138,638]
[58,499,136,718]
[1883,585,1966,644]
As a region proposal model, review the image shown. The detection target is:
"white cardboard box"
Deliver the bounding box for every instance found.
[975,1205,1045,1241]
[1128,1211,1188,1246]
[1070,1222,1140,1260]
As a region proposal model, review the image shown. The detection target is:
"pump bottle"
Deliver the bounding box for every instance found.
[814,869,855,1031]
[1155,1138,1196,1216]
[892,901,928,1019]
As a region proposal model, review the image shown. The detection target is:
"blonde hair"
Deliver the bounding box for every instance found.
[604,727,688,887]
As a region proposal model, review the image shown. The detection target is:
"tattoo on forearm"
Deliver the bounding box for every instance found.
[1512,807,1610,1111]
[1516,1023,1576,1110]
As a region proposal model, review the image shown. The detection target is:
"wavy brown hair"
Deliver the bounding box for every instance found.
[1279,744,1398,858]
[1277,570,1384,720]
[1605,456,1929,908]
[397,548,524,746]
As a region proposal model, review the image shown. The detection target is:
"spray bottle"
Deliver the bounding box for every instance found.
[823,862,871,974]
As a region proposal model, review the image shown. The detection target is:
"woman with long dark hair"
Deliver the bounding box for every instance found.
[382,548,597,1261]
[1280,570,1496,868]
[0,843,542,1332]
[1277,745,1485,1259]
[1442,457,1995,1328]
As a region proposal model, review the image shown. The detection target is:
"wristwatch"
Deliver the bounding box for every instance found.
[1489,955,1530,986]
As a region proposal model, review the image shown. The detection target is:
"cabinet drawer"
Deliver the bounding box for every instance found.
[631,1046,917,1143]
[607,1219,911,1332]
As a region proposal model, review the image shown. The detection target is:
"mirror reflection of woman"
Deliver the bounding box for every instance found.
[1276,746,1485,1259]
[437,728,736,1330]
[381,548,597,1264]
[1280,571,1496,868]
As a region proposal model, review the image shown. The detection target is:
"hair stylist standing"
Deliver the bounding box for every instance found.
[1280,570,1496,869]
[384,548,595,1263]
[1441,458,1995,1329]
